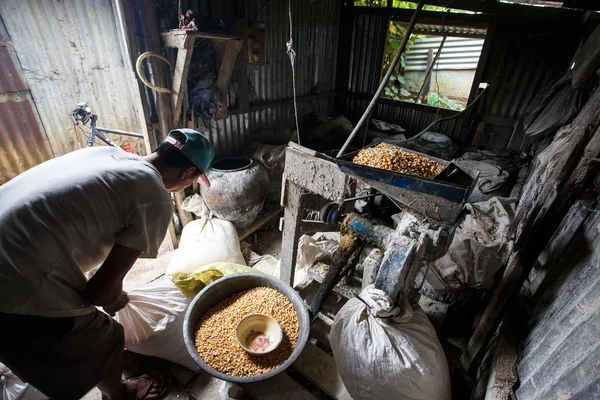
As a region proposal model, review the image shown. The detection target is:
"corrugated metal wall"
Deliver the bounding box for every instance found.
[0,0,146,157]
[476,17,581,121]
[343,12,468,141]
[516,207,600,400]
[0,15,53,185]
[406,36,484,71]
[207,0,341,157]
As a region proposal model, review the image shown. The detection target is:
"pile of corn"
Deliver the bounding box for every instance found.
[353,143,445,179]
[195,287,299,377]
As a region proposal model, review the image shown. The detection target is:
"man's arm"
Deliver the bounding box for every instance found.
[83,243,140,307]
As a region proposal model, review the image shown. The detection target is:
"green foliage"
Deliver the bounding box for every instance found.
[356,0,466,107]
[354,0,467,12]
[426,92,465,111]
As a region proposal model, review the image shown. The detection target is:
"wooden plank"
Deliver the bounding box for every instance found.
[236,13,250,113]
[160,31,242,48]
[524,200,593,299]
[112,0,154,154]
[556,124,600,211]
[280,181,304,286]
[294,342,352,400]
[310,313,333,349]
[462,199,594,374]
[171,36,195,125]
[242,371,318,400]
[174,190,194,228]
[215,39,244,120]
[237,207,283,241]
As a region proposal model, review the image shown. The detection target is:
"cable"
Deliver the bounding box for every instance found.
[399,85,489,145]
[286,0,300,145]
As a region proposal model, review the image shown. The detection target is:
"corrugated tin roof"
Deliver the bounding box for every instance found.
[0,0,145,156]
[407,23,487,38]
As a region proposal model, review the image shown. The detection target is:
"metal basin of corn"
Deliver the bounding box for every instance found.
[183,273,310,383]
[352,143,445,178]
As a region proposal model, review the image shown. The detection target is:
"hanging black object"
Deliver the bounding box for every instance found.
[523,74,585,142]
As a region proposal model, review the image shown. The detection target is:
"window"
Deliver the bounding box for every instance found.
[382,20,487,111]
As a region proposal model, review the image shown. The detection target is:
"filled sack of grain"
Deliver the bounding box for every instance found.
[166,217,245,275]
[331,286,451,400]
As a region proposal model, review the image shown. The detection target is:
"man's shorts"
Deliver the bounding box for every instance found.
[0,310,124,399]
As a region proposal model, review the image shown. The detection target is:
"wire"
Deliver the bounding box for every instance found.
[286,0,300,145]
[399,85,489,145]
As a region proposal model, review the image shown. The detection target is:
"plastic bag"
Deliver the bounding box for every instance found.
[172,262,259,298]
[455,159,510,202]
[0,363,47,400]
[523,74,584,141]
[428,197,516,290]
[114,279,197,370]
[166,217,245,275]
[412,132,456,160]
[274,235,338,287]
[331,286,451,400]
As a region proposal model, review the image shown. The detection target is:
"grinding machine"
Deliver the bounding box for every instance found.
[278,142,479,316]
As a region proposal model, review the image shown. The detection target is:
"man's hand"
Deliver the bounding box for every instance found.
[83,243,140,308]
[103,291,130,316]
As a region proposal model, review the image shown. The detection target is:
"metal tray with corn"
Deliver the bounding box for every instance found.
[333,142,479,223]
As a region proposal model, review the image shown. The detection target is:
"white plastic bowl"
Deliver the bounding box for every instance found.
[235,314,283,355]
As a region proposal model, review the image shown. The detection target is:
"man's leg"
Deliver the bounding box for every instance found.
[97,350,167,400]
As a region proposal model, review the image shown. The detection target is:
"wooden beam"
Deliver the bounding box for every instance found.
[347,91,459,117]
[112,0,154,155]
[279,182,304,286]
[229,92,338,115]
[237,207,283,241]
[242,372,318,400]
[215,39,244,120]
[171,36,196,125]
[293,343,352,400]
[160,31,243,48]
[352,6,493,22]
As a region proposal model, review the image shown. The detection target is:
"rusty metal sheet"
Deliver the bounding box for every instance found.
[0,91,53,184]
[0,20,28,94]
[0,0,144,157]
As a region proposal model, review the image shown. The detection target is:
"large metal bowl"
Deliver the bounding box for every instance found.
[183,273,310,383]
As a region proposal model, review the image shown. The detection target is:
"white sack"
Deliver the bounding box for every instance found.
[181,193,208,217]
[167,217,245,275]
[0,363,47,400]
[274,234,338,287]
[331,286,451,400]
[429,197,515,289]
[115,280,198,371]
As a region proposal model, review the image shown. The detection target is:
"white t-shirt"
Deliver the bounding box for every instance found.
[0,147,173,317]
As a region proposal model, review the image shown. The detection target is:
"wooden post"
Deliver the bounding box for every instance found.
[279,181,304,286]
[171,36,196,125]
[215,39,244,120]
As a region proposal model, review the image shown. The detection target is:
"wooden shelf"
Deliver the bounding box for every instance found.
[160,30,243,122]
[160,30,242,48]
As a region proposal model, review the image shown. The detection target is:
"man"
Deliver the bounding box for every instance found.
[0,129,215,400]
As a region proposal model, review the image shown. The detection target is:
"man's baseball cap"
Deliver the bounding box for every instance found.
[165,129,215,187]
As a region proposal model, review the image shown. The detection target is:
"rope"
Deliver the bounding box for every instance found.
[286,0,300,145]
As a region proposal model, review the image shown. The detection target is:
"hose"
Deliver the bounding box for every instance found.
[135,51,174,94]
